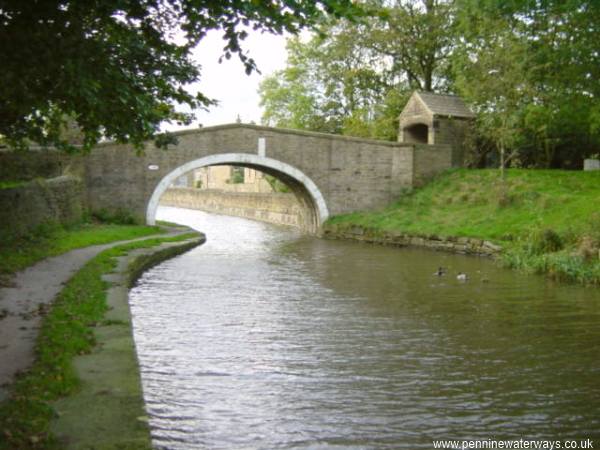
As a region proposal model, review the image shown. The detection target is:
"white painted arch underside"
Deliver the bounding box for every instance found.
[146,153,330,226]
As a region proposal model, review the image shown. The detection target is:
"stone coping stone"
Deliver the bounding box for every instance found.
[323,226,502,257]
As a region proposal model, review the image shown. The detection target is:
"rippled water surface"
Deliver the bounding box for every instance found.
[129,206,600,449]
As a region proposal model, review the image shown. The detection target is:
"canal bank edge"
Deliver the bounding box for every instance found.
[49,233,205,450]
[322,224,502,257]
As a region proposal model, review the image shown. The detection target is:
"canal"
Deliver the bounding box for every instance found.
[129,206,600,449]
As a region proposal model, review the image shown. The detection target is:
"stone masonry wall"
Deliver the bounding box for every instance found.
[0,175,85,239]
[323,223,502,257]
[159,187,303,228]
[0,125,462,234]
[82,125,420,224]
[0,149,84,182]
[412,144,454,186]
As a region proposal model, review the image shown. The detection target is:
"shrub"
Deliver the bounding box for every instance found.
[92,208,138,225]
[528,228,563,255]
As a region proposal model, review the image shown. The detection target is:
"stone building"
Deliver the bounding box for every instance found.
[191,166,273,193]
[398,91,474,148]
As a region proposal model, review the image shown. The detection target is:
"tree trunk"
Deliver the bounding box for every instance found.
[500,141,506,181]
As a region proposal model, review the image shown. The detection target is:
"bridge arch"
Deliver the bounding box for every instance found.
[146,153,330,233]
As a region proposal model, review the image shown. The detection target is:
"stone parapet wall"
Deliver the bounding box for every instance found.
[159,187,303,228]
[0,175,85,239]
[323,224,502,257]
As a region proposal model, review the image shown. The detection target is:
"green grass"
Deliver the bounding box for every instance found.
[0,222,164,279]
[0,180,27,189]
[326,168,600,284]
[156,219,187,228]
[0,232,199,449]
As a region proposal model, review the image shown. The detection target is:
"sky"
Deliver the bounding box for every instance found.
[165,29,290,131]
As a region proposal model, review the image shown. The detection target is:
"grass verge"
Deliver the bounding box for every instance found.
[325,168,600,284]
[0,232,199,449]
[0,180,27,190]
[0,222,164,280]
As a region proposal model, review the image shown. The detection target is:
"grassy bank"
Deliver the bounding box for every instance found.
[325,169,600,284]
[0,222,163,280]
[0,232,199,449]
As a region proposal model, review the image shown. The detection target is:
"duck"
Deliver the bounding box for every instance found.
[456,272,468,281]
[433,267,446,276]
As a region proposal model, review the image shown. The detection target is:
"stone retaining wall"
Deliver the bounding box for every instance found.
[159,187,303,228]
[0,175,85,239]
[323,224,502,257]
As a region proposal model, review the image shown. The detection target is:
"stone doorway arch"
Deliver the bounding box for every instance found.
[403,123,429,144]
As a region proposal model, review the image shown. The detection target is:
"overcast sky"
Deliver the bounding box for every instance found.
[164,29,290,131]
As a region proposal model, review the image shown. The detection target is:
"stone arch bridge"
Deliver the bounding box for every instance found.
[84,124,457,233]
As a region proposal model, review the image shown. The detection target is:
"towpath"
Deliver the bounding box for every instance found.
[0,229,186,401]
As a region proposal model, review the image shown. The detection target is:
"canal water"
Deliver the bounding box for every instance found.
[129,206,600,449]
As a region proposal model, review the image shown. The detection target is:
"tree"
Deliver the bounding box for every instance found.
[260,17,399,137]
[258,0,455,140]
[453,17,533,177]
[363,0,455,92]
[0,0,360,152]
[258,38,332,132]
[259,30,402,139]
[454,0,600,169]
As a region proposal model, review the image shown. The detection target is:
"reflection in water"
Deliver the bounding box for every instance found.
[130,206,600,449]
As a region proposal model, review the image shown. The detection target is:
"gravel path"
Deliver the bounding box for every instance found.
[0,232,180,401]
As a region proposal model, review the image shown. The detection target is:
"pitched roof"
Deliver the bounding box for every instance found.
[415,92,475,118]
